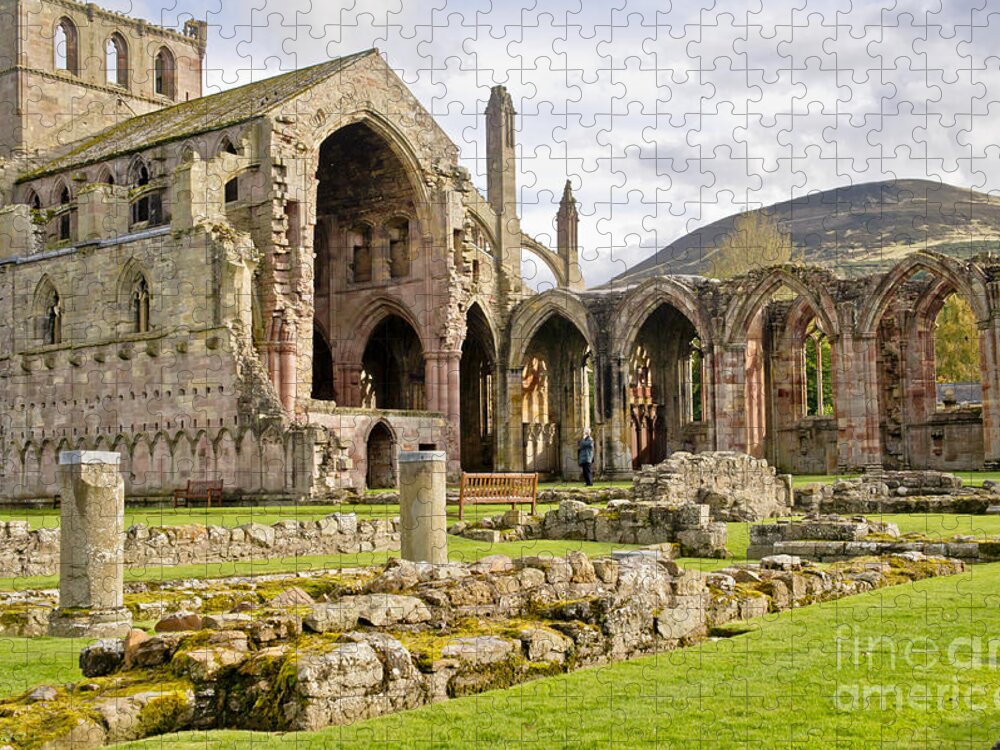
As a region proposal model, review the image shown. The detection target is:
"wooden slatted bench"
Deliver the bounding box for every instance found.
[172,479,224,508]
[458,472,538,520]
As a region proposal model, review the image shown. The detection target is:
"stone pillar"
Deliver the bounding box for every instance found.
[49,451,133,638]
[600,354,633,479]
[833,333,882,471]
[278,342,297,413]
[980,320,1000,467]
[714,344,748,453]
[500,367,525,471]
[398,451,448,564]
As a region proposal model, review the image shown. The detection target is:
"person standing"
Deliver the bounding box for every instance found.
[578,429,594,486]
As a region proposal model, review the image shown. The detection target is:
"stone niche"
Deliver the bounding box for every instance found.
[632,451,793,522]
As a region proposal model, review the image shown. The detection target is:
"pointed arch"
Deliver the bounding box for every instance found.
[342,296,426,363]
[23,188,40,210]
[612,276,714,359]
[117,259,152,334]
[725,268,839,345]
[127,156,150,187]
[154,46,176,99]
[53,17,78,74]
[106,32,128,88]
[858,252,990,336]
[217,134,238,155]
[95,165,116,185]
[508,289,595,366]
[32,275,63,345]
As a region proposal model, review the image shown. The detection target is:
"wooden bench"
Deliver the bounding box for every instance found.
[458,472,538,521]
[173,479,224,508]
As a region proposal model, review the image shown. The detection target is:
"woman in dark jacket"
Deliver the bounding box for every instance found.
[578,429,594,486]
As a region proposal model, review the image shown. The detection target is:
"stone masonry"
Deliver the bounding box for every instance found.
[632,452,793,521]
[0,514,398,579]
[0,552,964,747]
[2,0,1000,508]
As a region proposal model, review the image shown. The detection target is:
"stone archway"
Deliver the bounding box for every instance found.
[626,302,703,468]
[361,315,426,410]
[366,422,396,489]
[518,313,592,478]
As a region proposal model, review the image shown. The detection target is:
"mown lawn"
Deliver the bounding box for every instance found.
[105,562,1000,750]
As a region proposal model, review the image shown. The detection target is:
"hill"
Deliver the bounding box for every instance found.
[610,179,1000,283]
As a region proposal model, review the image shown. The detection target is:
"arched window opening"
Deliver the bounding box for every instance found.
[224,177,239,203]
[154,47,176,99]
[58,185,71,241]
[366,422,396,489]
[106,34,128,87]
[36,282,62,346]
[54,19,77,74]
[129,160,163,226]
[131,276,150,333]
[98,168,115,185]
[220,137,238,155]
[26,190,40,210]
[387,218,410,278]
[361,315,425,410]
[803,321,832,416]
[934,293,980,410]
[350,224,373,283]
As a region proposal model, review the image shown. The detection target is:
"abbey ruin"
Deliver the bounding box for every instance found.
[0,0,997,503]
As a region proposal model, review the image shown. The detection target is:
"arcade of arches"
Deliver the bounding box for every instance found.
[4,35,999,500]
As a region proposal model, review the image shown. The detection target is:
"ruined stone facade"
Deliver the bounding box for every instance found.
[0,1,997,502]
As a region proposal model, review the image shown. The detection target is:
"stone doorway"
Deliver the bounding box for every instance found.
[366,422,396,489]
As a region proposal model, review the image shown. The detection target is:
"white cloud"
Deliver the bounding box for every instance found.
[104,0,1000,285]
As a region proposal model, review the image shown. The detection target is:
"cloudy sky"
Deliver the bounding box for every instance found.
[107,0,1000,288]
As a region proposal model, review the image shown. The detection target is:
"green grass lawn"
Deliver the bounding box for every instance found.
[105,562,1000,750]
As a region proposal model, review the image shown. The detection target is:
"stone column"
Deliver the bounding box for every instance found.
[832,333,882,471]
[49,451,133,638]
[714,344,748,453]
[398,451,448,564]
[599,354,633,479]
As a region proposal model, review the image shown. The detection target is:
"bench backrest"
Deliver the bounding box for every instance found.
[185,480,224,494]
[458,472,537,519]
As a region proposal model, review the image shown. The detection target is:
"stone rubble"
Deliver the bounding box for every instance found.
[0,550,958,748]
[0,513,398,578]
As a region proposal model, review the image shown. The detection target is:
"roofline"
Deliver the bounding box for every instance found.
[17,49,380,184]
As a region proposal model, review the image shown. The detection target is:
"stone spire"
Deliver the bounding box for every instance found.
[557,180,583,290]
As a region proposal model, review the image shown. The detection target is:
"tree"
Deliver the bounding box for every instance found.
[710,211,795,279]
[935,294,979,383]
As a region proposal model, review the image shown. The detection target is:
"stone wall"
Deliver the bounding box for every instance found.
[0,551,965,747]
[453,498,728,558]
[632,452,793,521]
[747,515,899,558]
[0,513,398,578]
[797,472,996,515]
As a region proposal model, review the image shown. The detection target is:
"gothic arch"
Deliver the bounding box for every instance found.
[342,296,427,363]
[725,267,839,345]
[612,276,714,359]
[312,112,433,228]
[508,290,595,366]
[117,259,151,333]
[858,252,990,336]
[53,17,78,74]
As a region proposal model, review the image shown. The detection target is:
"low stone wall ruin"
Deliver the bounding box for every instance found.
[747,513,1000,562]
[797,471,998,515]
[0,514,398,578]
[632,451,792,521]
[0,551,965,748]
[452,499,729,558]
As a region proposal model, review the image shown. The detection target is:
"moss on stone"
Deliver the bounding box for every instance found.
[134,691,192,737]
